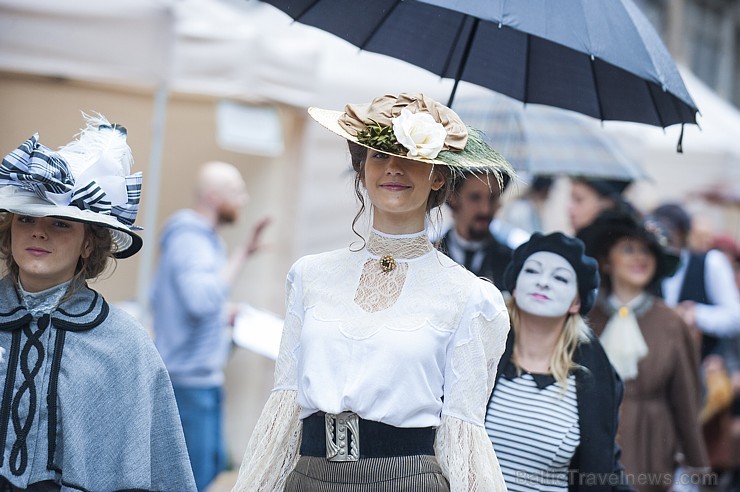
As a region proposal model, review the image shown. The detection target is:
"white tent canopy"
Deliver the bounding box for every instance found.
[0,1,173,88]
[0,0,455,106]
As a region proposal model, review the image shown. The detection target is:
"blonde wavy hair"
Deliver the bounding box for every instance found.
[506,297,590,393]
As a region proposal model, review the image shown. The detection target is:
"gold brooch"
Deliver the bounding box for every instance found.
[380,255,396,273]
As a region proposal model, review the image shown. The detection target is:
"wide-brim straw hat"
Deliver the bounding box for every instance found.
[0,114,143,259]
[308,93,513,177]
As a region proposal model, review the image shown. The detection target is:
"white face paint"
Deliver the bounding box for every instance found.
[514,251,579,318]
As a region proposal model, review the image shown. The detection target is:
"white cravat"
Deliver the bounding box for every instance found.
[600,293,650,381]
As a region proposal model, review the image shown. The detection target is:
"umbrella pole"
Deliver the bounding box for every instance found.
[447,16,480,107]
[448,80,461,107]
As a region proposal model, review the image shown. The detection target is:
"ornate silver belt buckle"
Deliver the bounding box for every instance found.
[325,411,360,462]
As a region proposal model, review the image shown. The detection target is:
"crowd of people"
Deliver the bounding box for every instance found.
[0,94,738,492]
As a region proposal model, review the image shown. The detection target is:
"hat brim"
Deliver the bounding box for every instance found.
[309,107,447,166]
[308,107,510,173]
[0,192,142,259]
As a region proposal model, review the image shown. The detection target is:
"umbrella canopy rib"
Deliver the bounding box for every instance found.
[439,14,470,92]
[647,79,666,128]
[523,32,531,107]
[357,1,401,51]
[589,56,605,122]
[449,17,480,107]
[295,0,321,21]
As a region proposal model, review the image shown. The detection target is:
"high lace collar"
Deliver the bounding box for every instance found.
[366,228,433,260]
[18,279,72,318]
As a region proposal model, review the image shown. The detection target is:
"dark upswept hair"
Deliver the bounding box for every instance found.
[347,141,453,239]
[0,213,115,294]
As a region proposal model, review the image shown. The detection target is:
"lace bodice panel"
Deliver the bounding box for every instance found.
[303,230,467,341]
[356,229,433,313]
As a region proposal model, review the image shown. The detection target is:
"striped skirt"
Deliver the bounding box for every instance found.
[284,455,450,491]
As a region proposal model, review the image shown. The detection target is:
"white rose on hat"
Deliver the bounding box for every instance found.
[392,108,447,159]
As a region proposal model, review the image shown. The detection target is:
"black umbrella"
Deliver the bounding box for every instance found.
[258,0,697,131]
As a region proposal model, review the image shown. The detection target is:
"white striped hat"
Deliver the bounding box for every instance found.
[0,113,143,258]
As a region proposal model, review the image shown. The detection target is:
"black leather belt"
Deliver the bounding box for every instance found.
[300,412,436,460]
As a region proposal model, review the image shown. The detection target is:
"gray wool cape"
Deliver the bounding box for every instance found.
[0,275,196,491]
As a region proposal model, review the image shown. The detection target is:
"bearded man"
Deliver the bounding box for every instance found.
[151,161,269,491]
[439,171,513,291]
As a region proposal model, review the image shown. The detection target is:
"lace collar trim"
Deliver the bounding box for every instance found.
[366,228,433,261]
[18,280,71,317]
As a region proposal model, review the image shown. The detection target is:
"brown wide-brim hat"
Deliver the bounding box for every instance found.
[308,93,513,177]
[577,207,680,284]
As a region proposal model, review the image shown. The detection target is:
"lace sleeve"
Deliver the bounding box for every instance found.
[274,261,305,390]
[442,290,509,424]
[435,415,507,491]
[436,281,510,491]
[232,390,302,491]
[233,261,306,491]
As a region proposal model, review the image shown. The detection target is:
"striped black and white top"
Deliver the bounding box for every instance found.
[486,363,580,491]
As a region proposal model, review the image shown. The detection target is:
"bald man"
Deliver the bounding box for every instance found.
[150,161,269,491]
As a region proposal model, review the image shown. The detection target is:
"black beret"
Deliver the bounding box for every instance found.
[504,232,600,315]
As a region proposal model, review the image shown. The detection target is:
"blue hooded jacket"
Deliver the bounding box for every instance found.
[151,209,232,387]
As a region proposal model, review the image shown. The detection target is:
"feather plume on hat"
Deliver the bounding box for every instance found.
[59,113,133,178]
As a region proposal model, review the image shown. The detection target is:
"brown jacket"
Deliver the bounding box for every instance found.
[588,295,709,492]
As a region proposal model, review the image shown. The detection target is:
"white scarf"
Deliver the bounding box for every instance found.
[600,293,650,381]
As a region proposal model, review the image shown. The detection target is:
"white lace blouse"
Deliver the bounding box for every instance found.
[234,229,511,491]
